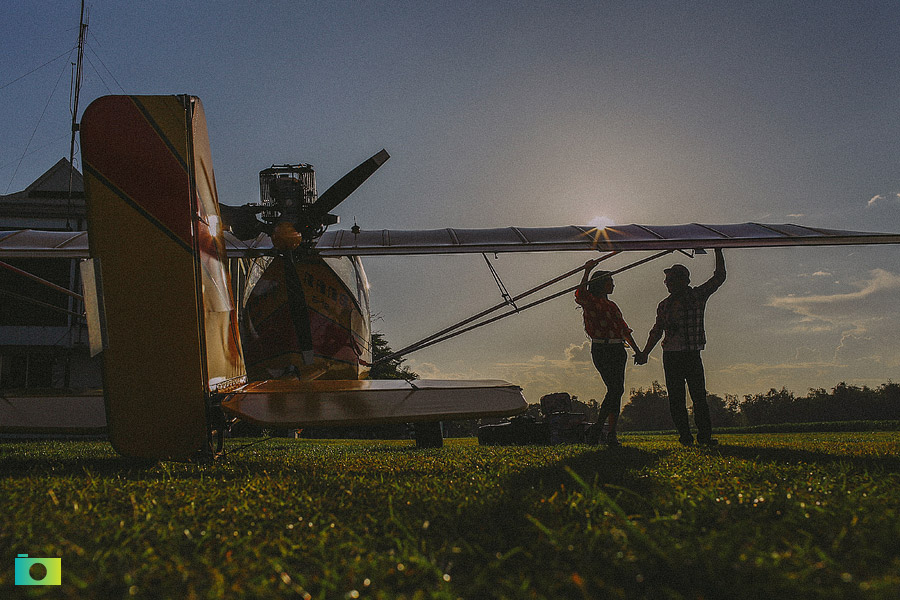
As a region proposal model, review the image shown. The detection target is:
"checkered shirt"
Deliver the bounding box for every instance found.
[575,288,632,341]
[650,270,725,351]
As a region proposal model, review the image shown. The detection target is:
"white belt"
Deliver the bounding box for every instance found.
[592,338,624,344]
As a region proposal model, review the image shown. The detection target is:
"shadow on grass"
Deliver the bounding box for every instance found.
[711,443,900,474]
[443,444,666,596]
[506,444,660,492]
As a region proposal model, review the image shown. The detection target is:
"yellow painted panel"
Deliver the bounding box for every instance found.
[82,95,209,460]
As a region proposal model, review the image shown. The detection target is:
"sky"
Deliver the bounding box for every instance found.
[2,1,899,405]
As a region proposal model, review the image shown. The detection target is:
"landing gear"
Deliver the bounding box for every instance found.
[414,421,443,448]
[205,395,228,461]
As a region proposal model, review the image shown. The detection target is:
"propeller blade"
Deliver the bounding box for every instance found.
[310,149,390,218]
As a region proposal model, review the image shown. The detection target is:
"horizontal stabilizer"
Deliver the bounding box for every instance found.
[0,393,106,434]
[222,379,527,427]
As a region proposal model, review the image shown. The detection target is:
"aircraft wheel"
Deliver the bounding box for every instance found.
[415,422,443,448]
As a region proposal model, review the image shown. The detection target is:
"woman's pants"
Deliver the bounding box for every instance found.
[591,342,627,432]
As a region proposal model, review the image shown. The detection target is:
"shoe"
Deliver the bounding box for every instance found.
[698,438,719,447]
[606,433,621,448]
[678,435,694,446]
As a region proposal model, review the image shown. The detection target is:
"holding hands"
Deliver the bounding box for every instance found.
[633,349,648,365]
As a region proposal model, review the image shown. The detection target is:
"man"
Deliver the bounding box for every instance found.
[635,248,725,446]
[575,260,641,447]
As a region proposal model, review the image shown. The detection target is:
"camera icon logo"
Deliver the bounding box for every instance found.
[14,554,61,586]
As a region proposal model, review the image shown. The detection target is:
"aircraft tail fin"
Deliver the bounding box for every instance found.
[81,95,244,460]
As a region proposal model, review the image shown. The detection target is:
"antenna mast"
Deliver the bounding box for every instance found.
[67,0,87,230]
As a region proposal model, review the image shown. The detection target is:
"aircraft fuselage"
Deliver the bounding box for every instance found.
[240,253,372,381]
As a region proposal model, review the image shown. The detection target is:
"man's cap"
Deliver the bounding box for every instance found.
[589,270,612,281]
[664,264,690,280]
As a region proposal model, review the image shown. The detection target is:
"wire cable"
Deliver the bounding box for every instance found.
[4,55,73,194]
[380,252,620,363]
[0,48,74,92]
[85,42,127,93]
[380,250,673,363]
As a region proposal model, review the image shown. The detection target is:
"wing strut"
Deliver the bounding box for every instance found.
[0,260,84,301]
[378,250,678,365]
[482,253,518,311]
[0,288,84,319]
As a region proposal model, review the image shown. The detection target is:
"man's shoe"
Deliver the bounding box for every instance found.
[678,435,694,446]
[699,438,719,447]
[606,433,621,448]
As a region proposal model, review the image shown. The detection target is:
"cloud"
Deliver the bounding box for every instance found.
[867,193,900,208]
[811,271,831,277]
[718,359,838,377]
[563,340,592,362]
[762,269,900,379]
[787,213,805,218]
[768,269,900,318]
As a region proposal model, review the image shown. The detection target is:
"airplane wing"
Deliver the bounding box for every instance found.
[0,230,89,258]
[5,223,899,260]
[0,229,257,259]
[222,378,526,427]
[314,223,900,256]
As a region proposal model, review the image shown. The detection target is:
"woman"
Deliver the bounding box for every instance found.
[575,260,640,447]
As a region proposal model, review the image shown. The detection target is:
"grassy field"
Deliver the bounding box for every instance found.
[2,433,899,599]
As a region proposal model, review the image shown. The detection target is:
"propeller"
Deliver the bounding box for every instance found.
[310,149,390,222]
[220,149,390,246]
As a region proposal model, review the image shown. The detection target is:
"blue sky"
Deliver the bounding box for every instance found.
[2,1,899,403]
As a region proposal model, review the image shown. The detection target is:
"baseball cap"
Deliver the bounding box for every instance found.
[664,264,690,280]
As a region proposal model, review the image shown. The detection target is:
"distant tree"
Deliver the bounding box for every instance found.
[702,393,742,428]
[799,382,900,423]
[620,382,671,431]
[367,332,419,381]
[875,381,900,420]
[740,388,796,426]
[724,394,748,427]
[735,381,900,426]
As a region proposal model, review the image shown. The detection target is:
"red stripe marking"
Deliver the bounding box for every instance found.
[81,96,194,247]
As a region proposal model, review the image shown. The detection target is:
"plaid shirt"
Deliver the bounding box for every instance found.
[650,270,725,351]
[575,288,632,341]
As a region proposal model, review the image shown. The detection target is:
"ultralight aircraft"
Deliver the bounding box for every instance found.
[1,94,899,461]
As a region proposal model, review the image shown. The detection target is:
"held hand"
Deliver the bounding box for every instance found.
[633,351,648,365]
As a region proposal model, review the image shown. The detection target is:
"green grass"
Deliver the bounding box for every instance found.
[2,434,900,599]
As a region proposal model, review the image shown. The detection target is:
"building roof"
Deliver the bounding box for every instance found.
[1,158,84,200]
[0,158,85,222]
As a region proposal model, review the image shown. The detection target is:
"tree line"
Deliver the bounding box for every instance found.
[619,380,900,430]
